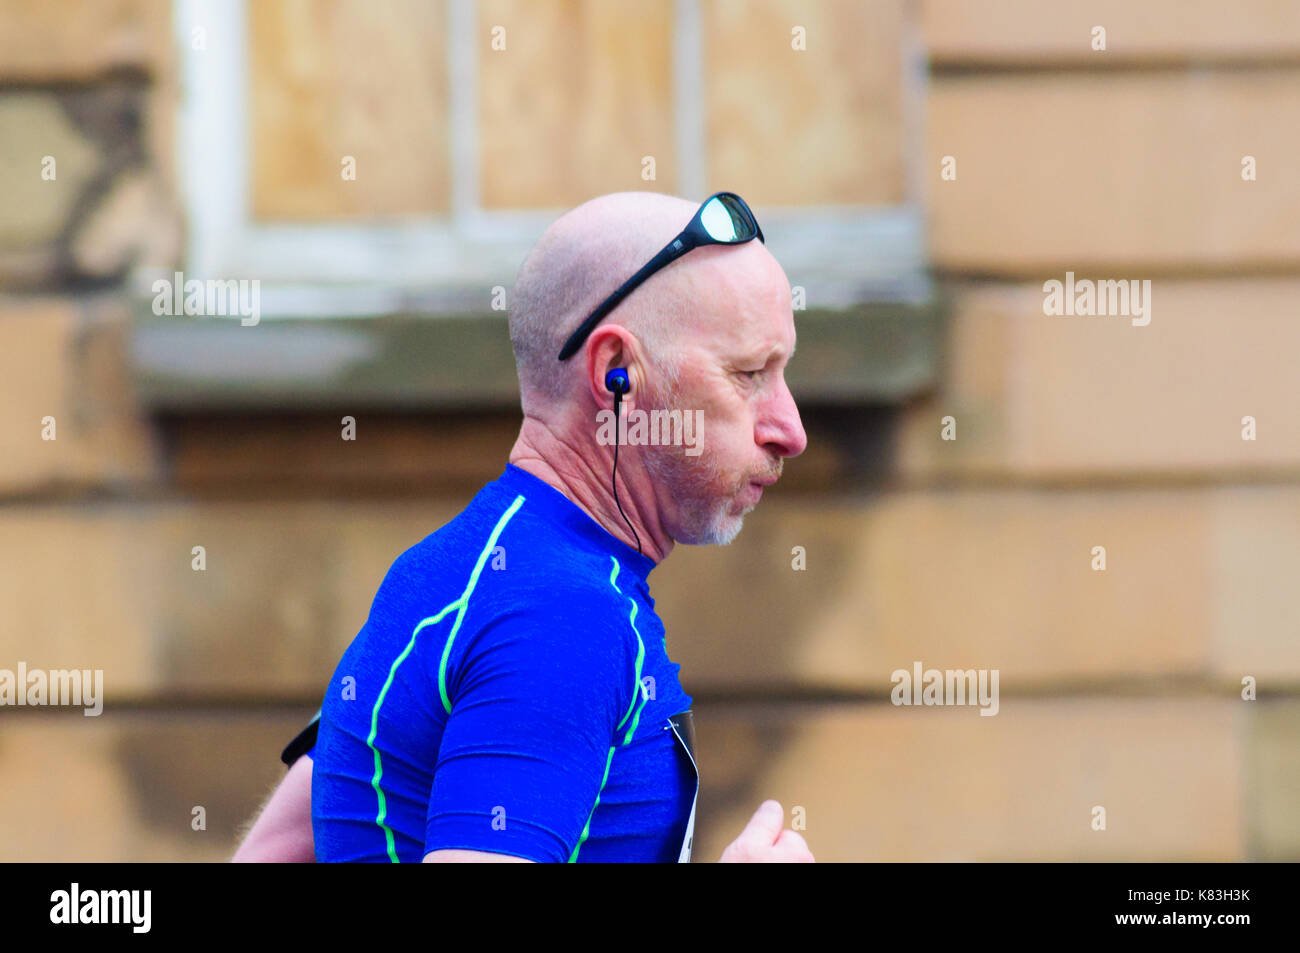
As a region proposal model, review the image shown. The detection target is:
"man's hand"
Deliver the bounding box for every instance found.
[718,800,815,863]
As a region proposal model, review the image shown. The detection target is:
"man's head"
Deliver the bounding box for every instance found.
[509,191,806,548]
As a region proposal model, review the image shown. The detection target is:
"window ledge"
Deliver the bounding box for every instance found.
[129,297,944,412]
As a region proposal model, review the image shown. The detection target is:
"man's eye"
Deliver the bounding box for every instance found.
[741,369,762,381]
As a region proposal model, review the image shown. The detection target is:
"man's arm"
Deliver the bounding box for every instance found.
[229,754,533,862]
[229,753,811,862]
[232,754,316,863]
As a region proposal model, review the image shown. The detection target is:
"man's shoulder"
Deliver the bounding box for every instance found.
[467,559,633,631]
[357,474,647,645]
[372,484,521,590]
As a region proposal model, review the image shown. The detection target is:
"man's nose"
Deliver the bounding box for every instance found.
[757,376,807,459]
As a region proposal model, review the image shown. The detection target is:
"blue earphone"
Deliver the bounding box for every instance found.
[605,368,630,395]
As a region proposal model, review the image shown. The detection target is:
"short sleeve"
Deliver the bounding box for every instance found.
[423,605,637,862]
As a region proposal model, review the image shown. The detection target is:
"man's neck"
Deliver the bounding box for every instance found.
[508,415,673,564]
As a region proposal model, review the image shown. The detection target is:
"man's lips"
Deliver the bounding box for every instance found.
[744,474,779,503]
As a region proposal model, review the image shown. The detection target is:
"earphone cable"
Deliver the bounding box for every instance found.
[612,392,643,556]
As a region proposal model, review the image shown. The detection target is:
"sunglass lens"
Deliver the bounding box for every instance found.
[700,194,756,243]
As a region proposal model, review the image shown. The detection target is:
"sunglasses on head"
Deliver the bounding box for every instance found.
[556,191,765,361]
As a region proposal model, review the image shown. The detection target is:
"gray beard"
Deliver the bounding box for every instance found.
[641,437,748,546]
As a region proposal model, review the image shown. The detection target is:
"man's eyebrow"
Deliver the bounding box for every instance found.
[737,341,796,365]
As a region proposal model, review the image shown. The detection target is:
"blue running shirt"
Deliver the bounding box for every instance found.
[308,463,696,862]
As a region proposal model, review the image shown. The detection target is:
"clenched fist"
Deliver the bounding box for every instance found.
[718,800,815,863]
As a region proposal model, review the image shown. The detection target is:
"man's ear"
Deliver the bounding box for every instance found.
[585,326,639,410]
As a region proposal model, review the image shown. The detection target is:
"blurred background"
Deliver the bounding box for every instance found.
[1,0,1297,862]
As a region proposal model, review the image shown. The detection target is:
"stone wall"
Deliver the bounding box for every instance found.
[0,0,1296,862]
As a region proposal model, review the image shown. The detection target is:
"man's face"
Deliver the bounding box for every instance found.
[641,245,807,545]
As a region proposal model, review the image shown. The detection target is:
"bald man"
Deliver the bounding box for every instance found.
[234,191,811,863]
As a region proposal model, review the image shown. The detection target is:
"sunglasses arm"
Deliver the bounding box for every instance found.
[556,231,697,360]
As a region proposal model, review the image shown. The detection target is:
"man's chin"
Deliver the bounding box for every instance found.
[712,518,745,545]
[665,482,754,545]
[681,510,746,546]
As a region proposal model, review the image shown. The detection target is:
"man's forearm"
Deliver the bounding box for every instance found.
[232,754,315,862]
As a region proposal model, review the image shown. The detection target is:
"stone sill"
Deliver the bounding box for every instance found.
[128,298,944,412]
